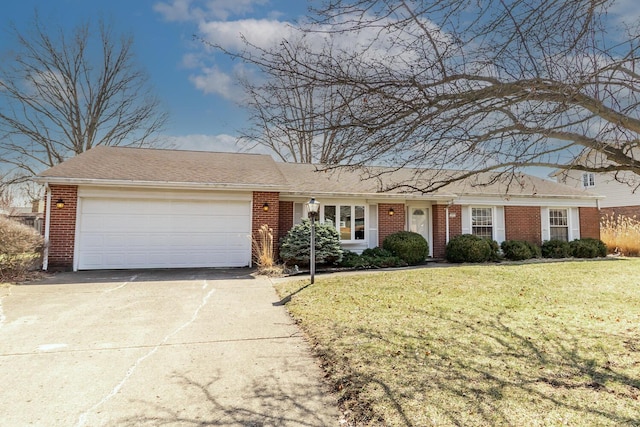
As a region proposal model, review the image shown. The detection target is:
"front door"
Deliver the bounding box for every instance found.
[409,207,430,256]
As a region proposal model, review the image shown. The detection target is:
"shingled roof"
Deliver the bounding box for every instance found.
[37,146,601,200]
[37,146,288,189]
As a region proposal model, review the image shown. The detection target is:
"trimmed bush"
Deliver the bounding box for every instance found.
[445,234,499,263]
[570,238,607,258]
[501,240,541,261]
[541,239,571,258]
[0,217,44,281]
[279,219,343,266]
[338,247,406,269]
[382,231,429,265]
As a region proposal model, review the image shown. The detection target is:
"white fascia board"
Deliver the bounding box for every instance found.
[279,191,457,202]
[454,194,601,207]
[34,177,286,192]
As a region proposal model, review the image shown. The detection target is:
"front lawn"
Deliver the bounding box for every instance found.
[275,259,640,426]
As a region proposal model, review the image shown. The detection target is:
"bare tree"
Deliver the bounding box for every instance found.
[213,0,640,192]
[215,36,361,164]
[0,14,167,184]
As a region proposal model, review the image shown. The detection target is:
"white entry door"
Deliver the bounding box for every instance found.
[408,206,431,256]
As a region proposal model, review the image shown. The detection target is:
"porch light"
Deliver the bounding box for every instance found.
[56,199,65,209]
[306,198,320,284]
[388,207,395,216]
[262,202,269,212]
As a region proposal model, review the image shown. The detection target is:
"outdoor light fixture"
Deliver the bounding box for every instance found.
[306,197,320,284]
[388,207,395,216]
[56,199,65,209]
[262,202,269,212]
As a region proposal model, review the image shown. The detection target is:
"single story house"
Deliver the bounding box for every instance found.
[36,146,602,271]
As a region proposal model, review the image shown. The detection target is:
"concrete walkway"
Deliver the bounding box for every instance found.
[0,269,340,426]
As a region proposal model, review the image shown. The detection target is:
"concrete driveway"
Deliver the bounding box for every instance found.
[0,269,340,426]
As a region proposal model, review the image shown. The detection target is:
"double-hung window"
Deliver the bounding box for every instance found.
[549,209,569,241]
[582,172,595,188]
[471,207,493,239]
[324,204,366,241]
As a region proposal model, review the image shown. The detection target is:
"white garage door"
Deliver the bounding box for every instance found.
[77,197,251,270]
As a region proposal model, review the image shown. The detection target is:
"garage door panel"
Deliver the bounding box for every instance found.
[77,197,252,269]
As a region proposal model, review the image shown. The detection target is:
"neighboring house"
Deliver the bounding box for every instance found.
[36,146,602,271]
[556,169,640,220]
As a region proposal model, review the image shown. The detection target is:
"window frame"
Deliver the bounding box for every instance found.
[471,207,494,239]
[322,204,367,242]
[548,208,569,241]
[582,172,595,188]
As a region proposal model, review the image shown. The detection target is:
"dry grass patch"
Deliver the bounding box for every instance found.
[276,260,640,426]
[601,214,640,256]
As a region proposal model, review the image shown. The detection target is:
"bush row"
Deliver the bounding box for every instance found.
[445,234,607,263]
[280,226,429,268]
[277,223,607,269]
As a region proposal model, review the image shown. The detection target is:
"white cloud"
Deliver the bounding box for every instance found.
[163,133,274,155]
[154,0,268,22]
[198,18,296,50]
[164,133,240,151]
[608,0,640,27]
[188,65,238,100]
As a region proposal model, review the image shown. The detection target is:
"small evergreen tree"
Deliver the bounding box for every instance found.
[280,219,343,266]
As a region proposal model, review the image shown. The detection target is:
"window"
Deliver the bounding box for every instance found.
[549,209,569,241]
[582,172,595,188]
[472,207,493,239]
[323,204,366,241]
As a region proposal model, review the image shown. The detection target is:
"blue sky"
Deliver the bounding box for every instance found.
[1,0,310,153]
[2,0,640,159]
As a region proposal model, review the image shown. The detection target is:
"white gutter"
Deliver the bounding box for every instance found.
[444,202,450,245]
[33,177,286,192]
[42,184,52,271]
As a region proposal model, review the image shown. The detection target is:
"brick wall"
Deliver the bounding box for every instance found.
[504,206,542,244]
[579,207,601,239]
[278,201,294,243]
[252,192,280,262]
[378,203,406,245]
[432,204,462,259]
[45,185,78,270]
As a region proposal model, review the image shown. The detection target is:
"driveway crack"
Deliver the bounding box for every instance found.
[76,280,215,427]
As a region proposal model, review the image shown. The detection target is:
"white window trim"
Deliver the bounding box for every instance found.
[582,172,595,188]
[542,207,579,241]
[471,206,494,239]
[321,203,368,243]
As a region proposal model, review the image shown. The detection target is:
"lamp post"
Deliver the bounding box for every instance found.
[306,197,320,284]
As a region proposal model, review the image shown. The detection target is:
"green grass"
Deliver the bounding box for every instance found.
[275,259,640,426]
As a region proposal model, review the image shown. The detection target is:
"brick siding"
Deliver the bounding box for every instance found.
[252,192,280,262]
[278,201,294,243]
[579,207,601,239]
[45,185,78,270]
[378,203,406,245]
[504,206,542,244]
[431,204,462,259]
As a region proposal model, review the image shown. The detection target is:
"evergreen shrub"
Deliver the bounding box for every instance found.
[445,234,498,263]
[570,238,607,258]
[501,240,540,261]
[541,239,572,258]
[382,231,429,265]
[279,219,343,266]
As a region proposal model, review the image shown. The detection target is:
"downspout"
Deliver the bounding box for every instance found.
[445,200,454,245]
[445,205,450,245]
[43,183,52,271]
